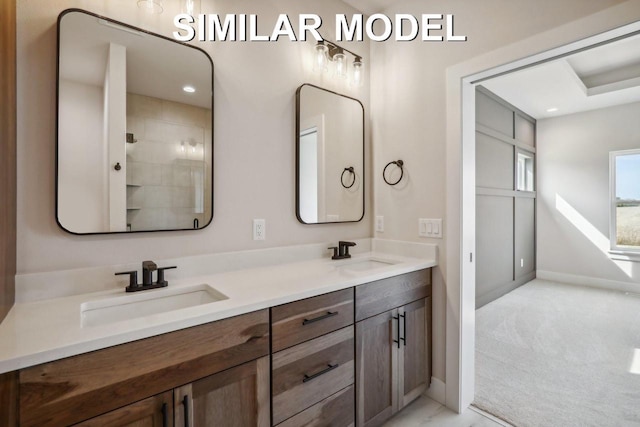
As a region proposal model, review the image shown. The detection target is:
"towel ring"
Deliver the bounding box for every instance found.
[341,167,356,189]
[383,160,404,186]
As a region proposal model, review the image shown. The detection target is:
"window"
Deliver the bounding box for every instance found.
[516,151,534,192]
[610,149,640,251]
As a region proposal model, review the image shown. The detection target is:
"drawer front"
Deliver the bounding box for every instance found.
[355,269,431,321]
[276,385,355,427]
[19,310,269,427]
[272,288,354,352]
[272,326,354,425]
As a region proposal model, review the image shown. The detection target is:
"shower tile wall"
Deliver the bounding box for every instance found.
[126,93,212,231]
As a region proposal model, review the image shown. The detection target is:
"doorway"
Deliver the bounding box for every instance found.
[447,16,640,414]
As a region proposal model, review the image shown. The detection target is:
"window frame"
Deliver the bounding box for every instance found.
[609,148,640,254]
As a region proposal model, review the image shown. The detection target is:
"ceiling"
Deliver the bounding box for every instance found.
[59,11,212,109]
[341,0,394,15]
[481,34,640,119]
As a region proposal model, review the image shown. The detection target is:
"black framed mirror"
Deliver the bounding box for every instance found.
[56,9,213,234]
[296,84,365,224]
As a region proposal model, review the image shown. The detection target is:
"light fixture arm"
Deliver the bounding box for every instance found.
[323,40,361,62]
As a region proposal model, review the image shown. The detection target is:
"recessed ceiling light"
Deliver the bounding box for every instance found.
[183,85,196,93]
[546,107,559,113]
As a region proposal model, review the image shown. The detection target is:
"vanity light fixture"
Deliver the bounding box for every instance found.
[182,0,200,16]
[183,85,196,93]
[313,41,329,73]
[180,141,186,153]
[352,56,364,87]
[332,47,347,79]
[137,0,163,14]
[312,40,365,87]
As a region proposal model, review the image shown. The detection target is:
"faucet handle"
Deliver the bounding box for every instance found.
[115,270,139,290]
[156,266,177,286]
[328,247,339,259]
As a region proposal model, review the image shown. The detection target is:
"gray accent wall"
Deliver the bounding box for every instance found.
[475,87,536,308]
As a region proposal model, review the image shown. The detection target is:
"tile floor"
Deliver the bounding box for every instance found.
[382,395,512,427]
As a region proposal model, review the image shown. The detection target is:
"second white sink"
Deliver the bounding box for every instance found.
[81,284,228,327]
[336,257,398,273]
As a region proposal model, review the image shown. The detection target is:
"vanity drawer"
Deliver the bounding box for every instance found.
[355,268,431,321]
[276,385,355,427]
[271,288,354,352]
[272,326,354,425]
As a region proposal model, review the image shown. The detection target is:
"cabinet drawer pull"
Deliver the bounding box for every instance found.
[161,403,168,427]
[182,395,190,427]
[302,363,339,383]
[302,311,338,325]
[392,315,400,348]
[399,313,406,346]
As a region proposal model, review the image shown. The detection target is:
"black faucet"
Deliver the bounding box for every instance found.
[115,261,177,292]
[328,241,357,260]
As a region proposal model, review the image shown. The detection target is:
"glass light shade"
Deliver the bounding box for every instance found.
[313,43,329,73]
[333,52,347,79]
[182,0,201,16]
[137,0,163,14]
[351,58,364,87]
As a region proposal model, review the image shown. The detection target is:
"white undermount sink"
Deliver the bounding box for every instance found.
[336,257,398,273]
[81,284,228,327]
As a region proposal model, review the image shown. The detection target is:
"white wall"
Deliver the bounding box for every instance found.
[537,101,640,285]
[16,0,371,273]
[58,80,105,232]
[370,0,629,387]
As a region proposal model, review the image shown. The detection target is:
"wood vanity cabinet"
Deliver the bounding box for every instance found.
[73,357,270,427]
[73,391,174,427]
[2,268,433,427]
[17,309,270,427]
[270,289,356,427]
[355,269,432,427]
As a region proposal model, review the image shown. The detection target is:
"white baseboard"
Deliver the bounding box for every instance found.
[536,270,640,295]
[426,376,446,405]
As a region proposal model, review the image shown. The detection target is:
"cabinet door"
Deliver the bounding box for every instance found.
[398,298,429,409]
[355,309,398,427]
[175,356,270,427]
[74,391,173,427]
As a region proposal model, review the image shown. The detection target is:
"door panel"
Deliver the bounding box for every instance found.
[175,357,270,427]
[398,299,428,409]
[74,391,173,427]
[356,309,397,427]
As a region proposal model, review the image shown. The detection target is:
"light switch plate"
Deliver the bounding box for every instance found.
[419,218,429,237]
[419,218,443,238]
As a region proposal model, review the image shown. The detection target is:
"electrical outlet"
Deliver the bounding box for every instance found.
[253,219,266,240]
[376,216,384,232]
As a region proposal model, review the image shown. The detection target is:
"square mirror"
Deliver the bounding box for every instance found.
[56,9,213,234]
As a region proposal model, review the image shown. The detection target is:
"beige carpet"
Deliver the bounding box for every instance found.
[474,279,640,427]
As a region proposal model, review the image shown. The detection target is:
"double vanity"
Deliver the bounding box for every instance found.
[0,7,437,427]
[0,244,435,427]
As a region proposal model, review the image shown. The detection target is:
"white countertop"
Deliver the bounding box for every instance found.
[0,250,435,374]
